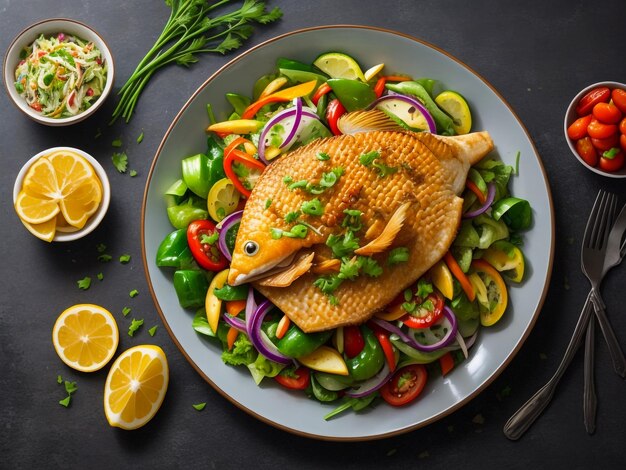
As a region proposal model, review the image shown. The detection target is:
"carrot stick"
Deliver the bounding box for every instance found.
[226,326,239,351]
[439,352,455,376]
[465,180,487,204]
[444,251,476,302]
[276,315,291,340]
[225,300,246,317]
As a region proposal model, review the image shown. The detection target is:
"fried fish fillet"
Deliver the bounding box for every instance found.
[228,131,493,332]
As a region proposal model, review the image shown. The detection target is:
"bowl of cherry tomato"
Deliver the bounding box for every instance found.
[565,81,626,178]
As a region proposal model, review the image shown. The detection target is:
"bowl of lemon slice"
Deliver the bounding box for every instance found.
[13,147,110,242]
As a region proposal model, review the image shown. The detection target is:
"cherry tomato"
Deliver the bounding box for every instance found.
[326,99,346,135]
[575,137,599,167]
[587,118,618,139]
[567,115,592,140]
[343,325,365,358]
[591,134,619,151]
[592,102,622,124]
[401,292,444,329]
[599,150,625,172]
[621,134,626,153]
[576,87,610,116]
[380,364,428,406]
[619,117,626,136]
[274,366,310,390]
[611,88,626,114]
[186,219,228,271]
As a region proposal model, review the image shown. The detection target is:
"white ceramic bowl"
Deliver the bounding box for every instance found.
[3,18,115,126]
[564,81,626,178]
[13,147,110,242]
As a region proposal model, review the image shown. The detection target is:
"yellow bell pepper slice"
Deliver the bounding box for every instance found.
[471,259,508,327]
[206,119,263,134]
[205,269,230,334]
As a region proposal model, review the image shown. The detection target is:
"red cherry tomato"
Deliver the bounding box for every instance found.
[591,134,620,151]
[576,87,611,116]
[575,137,599,167]
[587,118,618,139]
[567,115,593,140]
[274,367,310,390]
[599,150,625,172]
[619,117,626,136]
[186,220,228,271]
[611,89,626,114]
[401,292,444,329]
[621,134,626,153]
[592,102,622,124]
[343,325,365,358]
[380,364,428,406]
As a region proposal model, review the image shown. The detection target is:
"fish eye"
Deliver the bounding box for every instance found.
[244,241,259,256]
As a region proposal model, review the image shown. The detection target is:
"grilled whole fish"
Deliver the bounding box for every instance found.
[228,131,493,332]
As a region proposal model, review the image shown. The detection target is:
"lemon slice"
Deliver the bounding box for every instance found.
[435,91,472,134]
[20,217,57,242]
[14,191,60,224]
[52,304,119,372]
[59,177,102,229]
[21,157,61,199]
[208,177,240,222]
[313,52,366,81]
[363,63,385,82]
[47,150,96,194]
[104,345,169,430]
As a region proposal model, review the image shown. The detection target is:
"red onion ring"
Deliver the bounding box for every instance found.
[247,299,292,365]
[367,93,437,133]
[222,312,246,332]
[217,210,242,262]
[344,362,393,398]
[406,306,458,352]
[369,317,420,349]
[463,182,496,219]
[258,98,303,163]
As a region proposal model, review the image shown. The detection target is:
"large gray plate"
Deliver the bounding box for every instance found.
[142,26,554,441]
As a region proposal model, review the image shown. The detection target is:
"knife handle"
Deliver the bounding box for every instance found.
[583,316,597,434]
[590,289,626,378]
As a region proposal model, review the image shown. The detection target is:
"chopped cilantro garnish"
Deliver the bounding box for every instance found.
[357,256,383,277]
[264,199,272,209]
[112,138,123,148]
[301,198,324,216]
[316,152,330,161]
[200,232,219,245]
[59,379,78,407]
[97,272,104,281]
[341,209,363,231]
[59,396,71,407]
[192,402,207,411]
[136,131,144,144]
[129,169,138,177]
[338,257,360,280]
[97,254,112,262]
[128,318,144,337]
[372,160,398,177]
[270,228,284,239]
[326,231,360,258]
[288,179,309,190]
[119,254,131,264]
[328,295,339,306]
[96,243,107,253]
[288,224,308,238]
[284,210,301,223]
[129,289,139,298]
[320,167,344,188]
[402,301,417,313]
[313,275,343,295]
[359,150,380,166]
[57,375,63,384]
[148,325,158,337]
[404,289,413,302]
[77,277,91,290]
[416,278,433,298]
[112,152,128,173]
[282,175,293,184]
[421,299,434,311]
[387,247,409,265]
[122,307,131,317]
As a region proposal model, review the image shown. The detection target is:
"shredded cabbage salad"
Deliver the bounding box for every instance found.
[14,33,107,118]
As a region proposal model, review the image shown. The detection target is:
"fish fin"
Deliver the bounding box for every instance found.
[337,109,403,135]
[437,131,494,166]
[364,219,385,240]
[311,258,341,274]
[257,252,314,287]
[354,202,411,256]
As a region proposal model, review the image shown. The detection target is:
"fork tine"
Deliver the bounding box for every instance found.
[584,190,605,249]
[596,193,618,250]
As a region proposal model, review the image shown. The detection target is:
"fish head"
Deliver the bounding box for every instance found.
[227,222,307,286]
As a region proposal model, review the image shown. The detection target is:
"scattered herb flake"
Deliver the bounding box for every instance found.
[112,138,123,148]
[359,150,380,166]
[357,256,383,277]
[98,254,112,263]
[119,254,131,264]
[282,175,293,185]
[96,243,107,253]
[59,396,72,407]
[57,375,63,384]
[112,152,128,173]
[200,232,219,245]
[192,402,207,411]
[136,131,144,144]
[130,169,138,177]
[128,318,144,337]
[97,272,104,281]
[472,413,485,425]
[77,277,91,290]
[387,247,409,265]
[284,210,301,224]
[129,289,139,298]
[264,199,272,209]
[148,325,158,337]
[301,198,324,216]
[514,151,521,175]
[122,307,131,317]
[64,381,78,395]
[316,152,330,161]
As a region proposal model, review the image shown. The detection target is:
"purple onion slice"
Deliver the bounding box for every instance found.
[368,93,437,133]
[247,299,292,365]
[344,362,392,398]
[258,98,303,163]
[463,182,496,219]
[217,210,242,262]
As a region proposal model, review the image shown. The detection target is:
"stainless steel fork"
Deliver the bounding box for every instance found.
[503,190,617,440]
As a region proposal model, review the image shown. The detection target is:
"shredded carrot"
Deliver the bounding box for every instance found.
[444,251,476,302]
[276,315,291,339]
[439,352,455,376]
[225,300,246,317]
[382,75,412,82]
[226,326,239,351]
[465,180,487,204]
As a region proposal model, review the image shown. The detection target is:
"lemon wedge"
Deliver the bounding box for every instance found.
[313,52,366,82]
[435,90,472,134]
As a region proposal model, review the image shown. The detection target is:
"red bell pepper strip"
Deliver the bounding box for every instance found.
[242,80,317,119]
[439,352,455,376]
[374,75,412,98]
[368,321,396,373]
[224,137,266,198]
[326,99,346,135]
[311,83,332,106]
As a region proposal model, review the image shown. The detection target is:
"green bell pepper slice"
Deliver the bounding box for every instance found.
[156,229,193,268]
[180,135,225,199]
[277,57,316,72]
[166,195,208,230]
[492,197,533,231]
[327,78,376,112]
[345,325,384,381]
[386,81,456,135]
[173,270,211,309]
[276,324,333,358]
[212,283,248,301]
[226,93,251,117]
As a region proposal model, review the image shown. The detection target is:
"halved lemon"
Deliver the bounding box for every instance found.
[104,345,169,430]
[435,90,472,134]
[52,304,119,372]
[313,52,366,81]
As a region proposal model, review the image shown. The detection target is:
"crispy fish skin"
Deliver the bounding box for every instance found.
[228,130,493,332]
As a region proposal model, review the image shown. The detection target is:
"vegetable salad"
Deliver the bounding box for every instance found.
[156,51,532,419]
